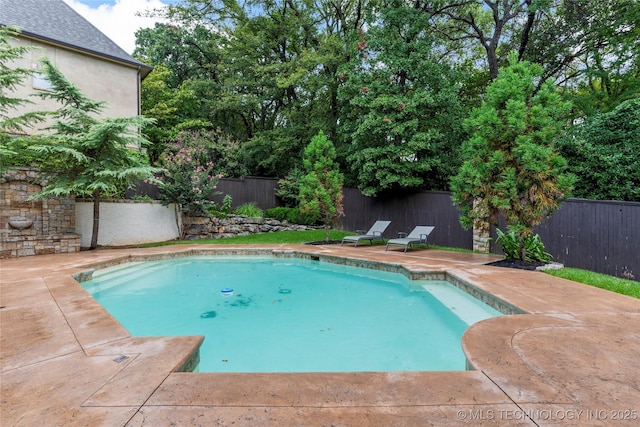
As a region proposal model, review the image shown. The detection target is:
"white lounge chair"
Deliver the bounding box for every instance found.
[385,226,435,253]
[341,220,391,247]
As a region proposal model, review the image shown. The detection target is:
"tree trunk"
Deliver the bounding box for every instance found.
[325,224,330,242]
[90,190,100,250]
[174,203,185,240]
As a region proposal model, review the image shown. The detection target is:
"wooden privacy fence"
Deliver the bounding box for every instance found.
[131,177,639,280]
[527,198,639,280]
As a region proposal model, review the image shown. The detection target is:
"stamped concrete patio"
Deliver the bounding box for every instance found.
[1,244,639,426]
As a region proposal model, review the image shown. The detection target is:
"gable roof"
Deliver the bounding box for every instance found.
[0,0,152,78]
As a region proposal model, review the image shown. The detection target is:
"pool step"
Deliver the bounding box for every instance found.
[421,282,501,326]
[83,262,169,293]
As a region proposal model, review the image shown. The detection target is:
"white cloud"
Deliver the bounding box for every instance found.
[63,0,171,54]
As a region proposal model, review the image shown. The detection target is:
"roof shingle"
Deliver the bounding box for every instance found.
[0,0,151,76]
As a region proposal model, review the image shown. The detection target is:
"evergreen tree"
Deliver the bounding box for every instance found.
[299,130,344,241]
[27,58,161,249]
[0,26,45,160]
[451,54,575,261]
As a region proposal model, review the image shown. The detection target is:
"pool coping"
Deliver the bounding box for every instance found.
[1,244,639,426]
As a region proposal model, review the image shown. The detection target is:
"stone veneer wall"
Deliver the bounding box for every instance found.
[184,215,318,240]
[472,220,491,253]
[1,168,80,258]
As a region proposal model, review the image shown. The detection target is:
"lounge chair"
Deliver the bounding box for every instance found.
[385,226,435,253]
[341,220,391,247]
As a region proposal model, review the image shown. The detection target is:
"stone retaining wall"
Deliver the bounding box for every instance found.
[184,215,318,240]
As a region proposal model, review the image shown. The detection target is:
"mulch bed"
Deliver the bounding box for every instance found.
[485,259,547,271]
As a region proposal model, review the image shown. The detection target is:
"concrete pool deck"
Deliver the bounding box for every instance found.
[1,244,638,426]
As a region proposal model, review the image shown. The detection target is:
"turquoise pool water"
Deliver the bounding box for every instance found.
[82,256,501,372]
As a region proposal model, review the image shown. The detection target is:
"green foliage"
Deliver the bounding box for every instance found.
[221,194,233,215]
[157,135,223,217]
[21,58,161,248]
[233,202,263,218]
[265,207,290,222]
[451,54,574,261]
[525,0,640,116]
[298,131,344,240]
[132,0,638,200]
[265,207,319,226]
[496,228,552,263]
[338,4,466,195]
[0,27,46,162]
[174,129,248,178]
[557,98,640,201]
[208,194,233,218]
[275,166,304,207]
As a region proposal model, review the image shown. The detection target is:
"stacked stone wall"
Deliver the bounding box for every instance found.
[1,168,80,258]
[183,214,318,240]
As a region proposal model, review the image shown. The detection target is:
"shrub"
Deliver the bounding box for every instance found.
[496,228,552,263]
[210,194,232,218]
[234,202,263,218]
[265,207,320,226]
[158,137,223,216]
[265,207,290,221]
[289,208,320,226]
[275,166,304,207]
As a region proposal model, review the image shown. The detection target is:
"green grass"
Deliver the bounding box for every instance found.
[146,229,639,298]
[545,268,640,299]
[147,229,353,246]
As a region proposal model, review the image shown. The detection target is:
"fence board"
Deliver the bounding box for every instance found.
[130,177,639,279]
[533,199,639,279]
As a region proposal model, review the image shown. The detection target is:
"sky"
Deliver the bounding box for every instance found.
[63,0,179,54]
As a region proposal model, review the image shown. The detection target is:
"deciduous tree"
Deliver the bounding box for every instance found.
[338,2,466,195]
[557,98,640,202]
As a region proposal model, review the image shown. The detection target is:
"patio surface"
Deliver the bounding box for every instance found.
[1,244,639,426]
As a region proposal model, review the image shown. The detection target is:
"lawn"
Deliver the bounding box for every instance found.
[545,268,640,299]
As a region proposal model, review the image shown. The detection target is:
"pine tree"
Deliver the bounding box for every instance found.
[299,131,344,242]
[451,54,575,261]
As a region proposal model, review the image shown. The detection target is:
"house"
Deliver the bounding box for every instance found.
[0,0,154,257]
[0,0,152,131]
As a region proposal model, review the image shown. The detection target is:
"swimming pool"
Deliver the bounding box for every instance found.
[81,255,501,372]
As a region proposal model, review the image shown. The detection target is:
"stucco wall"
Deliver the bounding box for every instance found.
[76,201,179,248]
[7,37,140,133]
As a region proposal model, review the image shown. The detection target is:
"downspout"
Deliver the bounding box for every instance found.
[136,65,141,116]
